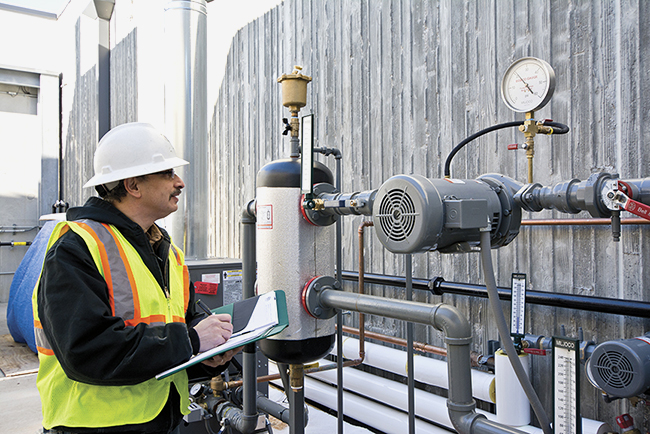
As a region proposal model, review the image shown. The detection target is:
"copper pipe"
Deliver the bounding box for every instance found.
[521,217,649,226]
[224,360,363,389]
[341,324,447,357]
[358,220,374,362]
[354,220,485,368]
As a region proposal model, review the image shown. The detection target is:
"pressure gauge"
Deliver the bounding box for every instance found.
[501,57,556,113]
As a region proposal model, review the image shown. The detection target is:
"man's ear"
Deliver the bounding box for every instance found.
[122,177,142,199]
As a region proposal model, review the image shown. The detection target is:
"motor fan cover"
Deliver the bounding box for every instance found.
[587,336,650,398]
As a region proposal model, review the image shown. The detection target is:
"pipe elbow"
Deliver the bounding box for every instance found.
[448,406,485,434]
[432,303,472,340]
[242,199,256,222]
[215,401,259,434]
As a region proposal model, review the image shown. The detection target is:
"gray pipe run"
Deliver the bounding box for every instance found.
[316,289,527,434]
[237,202,259,434]
[214,392,294,431]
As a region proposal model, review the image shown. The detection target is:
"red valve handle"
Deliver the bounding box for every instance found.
[620,196,650,220]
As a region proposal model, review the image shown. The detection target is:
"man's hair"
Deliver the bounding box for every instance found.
[95,181,128,203]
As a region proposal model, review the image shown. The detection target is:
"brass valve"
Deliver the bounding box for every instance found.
[277,66,312,138]
[518,112,558,183]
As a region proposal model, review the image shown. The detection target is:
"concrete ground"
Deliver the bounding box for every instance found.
[0,302,43,434]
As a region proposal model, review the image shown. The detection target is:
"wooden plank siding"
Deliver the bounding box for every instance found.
[210,0,650,427]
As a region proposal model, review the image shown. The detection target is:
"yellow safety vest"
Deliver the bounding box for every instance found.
[32,220,191,429]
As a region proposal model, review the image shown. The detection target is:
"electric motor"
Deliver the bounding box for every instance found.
[586,335,650,398]
[371,174,522,254]
[256,157,336,364]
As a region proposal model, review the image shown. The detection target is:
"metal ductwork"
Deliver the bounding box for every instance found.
[164,0,209,259]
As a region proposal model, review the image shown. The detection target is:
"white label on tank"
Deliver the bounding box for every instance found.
[635,336,650,345]
[258,204,273,229]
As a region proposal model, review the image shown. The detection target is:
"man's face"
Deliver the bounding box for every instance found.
[137,169,185,221]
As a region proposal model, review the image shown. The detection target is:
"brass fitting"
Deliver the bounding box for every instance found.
[311,198,325,211]
[519,112,537,183]
[289,364,304,391]
[210,376,226,397]
[277,66,312,138]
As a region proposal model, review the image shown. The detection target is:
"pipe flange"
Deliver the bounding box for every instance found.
[301,183,339,226]
[301,275,339,319]
[582,172,614,218]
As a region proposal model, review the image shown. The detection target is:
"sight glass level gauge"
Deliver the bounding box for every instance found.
[501,57,556,113]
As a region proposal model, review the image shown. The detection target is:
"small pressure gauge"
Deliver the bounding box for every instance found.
[501,57,556,113]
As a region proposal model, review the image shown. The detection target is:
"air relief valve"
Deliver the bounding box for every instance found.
[277,66,312,154]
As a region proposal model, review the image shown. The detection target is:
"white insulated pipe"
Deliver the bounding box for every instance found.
[334,336,495,403]
[307,361,493,430]
[269,365,448,434]
[495,349,531,426]
[325,339,611,434]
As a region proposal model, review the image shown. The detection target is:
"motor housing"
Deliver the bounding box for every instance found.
[371,174,521,254]
[586,335,650,398]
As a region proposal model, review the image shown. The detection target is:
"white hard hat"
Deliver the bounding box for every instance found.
[83,122,189,188]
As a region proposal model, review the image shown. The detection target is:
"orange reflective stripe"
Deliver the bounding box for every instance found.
[34,322,54,355]
[76,221,115,314]
[75,220,137,322]
[103,224,142,323]
[170,245,190,314]
[170,245,182,265]
[182,265,189,312]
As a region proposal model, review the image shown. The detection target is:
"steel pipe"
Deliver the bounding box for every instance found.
[340,270,650,318]
[316,289,527,434]
[239,203,259,433]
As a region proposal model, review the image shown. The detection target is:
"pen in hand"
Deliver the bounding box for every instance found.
[196,299,214,317]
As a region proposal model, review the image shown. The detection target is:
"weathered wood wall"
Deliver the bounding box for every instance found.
[211,0,650,428]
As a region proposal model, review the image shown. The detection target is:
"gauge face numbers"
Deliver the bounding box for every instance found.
[501,57,556,113]
[510,273,527,336]
[552,337,581,434]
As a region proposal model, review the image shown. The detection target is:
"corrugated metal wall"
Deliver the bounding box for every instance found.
[211,0,650,427]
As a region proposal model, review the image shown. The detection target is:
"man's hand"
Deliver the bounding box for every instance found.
[194,313,233,352]
[201,347,243,368]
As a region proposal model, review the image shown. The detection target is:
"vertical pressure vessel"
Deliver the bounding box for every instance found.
[256,157,336,364]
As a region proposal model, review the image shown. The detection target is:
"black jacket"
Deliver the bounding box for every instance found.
[38,197,219,433]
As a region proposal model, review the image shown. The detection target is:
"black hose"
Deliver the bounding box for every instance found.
[443,120,570,178]
[543,120,570,134]
[444,121,523,178]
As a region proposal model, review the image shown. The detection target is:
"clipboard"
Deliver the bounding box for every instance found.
[156,290,288,380]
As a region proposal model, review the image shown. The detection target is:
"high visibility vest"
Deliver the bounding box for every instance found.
[32,219,191,430]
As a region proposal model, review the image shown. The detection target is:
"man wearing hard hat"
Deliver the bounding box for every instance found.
[33,123,236,434]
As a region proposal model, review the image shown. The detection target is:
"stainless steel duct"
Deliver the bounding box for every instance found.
[163,0,208,259]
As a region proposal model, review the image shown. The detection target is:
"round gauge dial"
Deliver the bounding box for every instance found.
[501,57,556,113]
